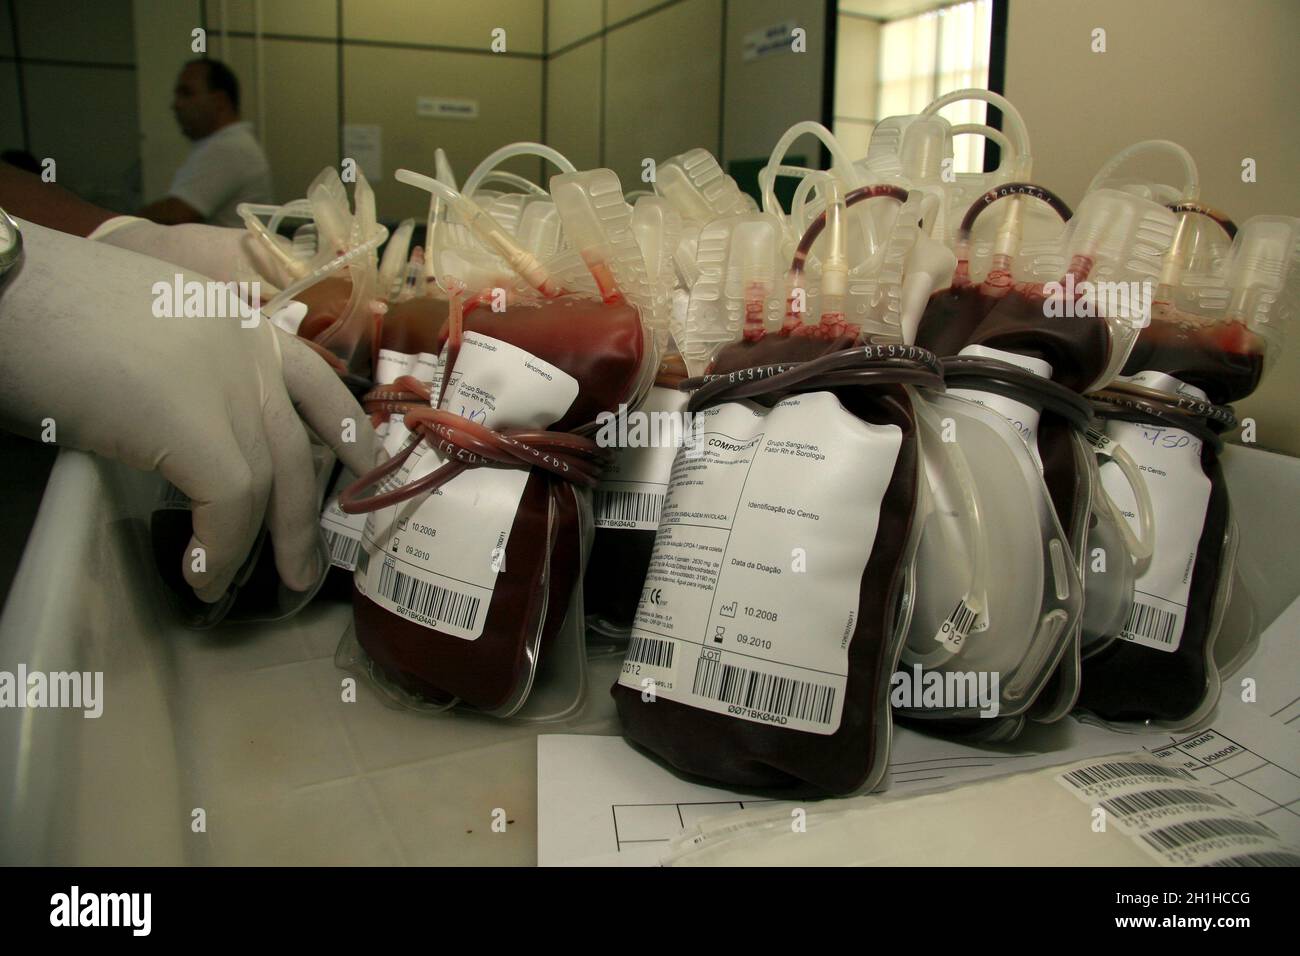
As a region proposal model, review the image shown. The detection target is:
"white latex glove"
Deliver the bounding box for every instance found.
[89,215,299,296]
[0,219,378,602]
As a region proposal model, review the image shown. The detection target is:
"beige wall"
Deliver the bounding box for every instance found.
[131,0,200,203]
[1,0,142,210]
[1005,0,1300,454]
[723,0,827,166]
[543,0,828,193]
[133,0,545,219]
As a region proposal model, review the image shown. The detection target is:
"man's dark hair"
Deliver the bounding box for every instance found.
[188,57,241,113]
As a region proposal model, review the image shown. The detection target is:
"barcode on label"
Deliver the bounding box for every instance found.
[376,561,482,632]
[692,656,836,725]
[1100,788,1231,817]
[1062,761,1194,788]
[1140,818,1277,853]
[322,527,362,570]
[357,546,371,577]
[1085,425,1112,451]
[595,488,663,526]
[1210,852,1300,867]
[1122,600,1180,647]
[934,599,977,651]
[626,634,675,669]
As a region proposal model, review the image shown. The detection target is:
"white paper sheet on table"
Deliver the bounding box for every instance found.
[538,695,1300,866]
[537,719,1171,866]
[1236,592,1300,730]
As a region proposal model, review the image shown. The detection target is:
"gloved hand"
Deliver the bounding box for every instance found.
[0,218,379,602]
[89,215,299,295]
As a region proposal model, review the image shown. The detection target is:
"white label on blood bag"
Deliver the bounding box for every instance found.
[595,387,689,531]
[269,301,308,335]
[949,345,1051,474]
[412,350,441,382]
[617,392,901,735]
[356,333,578,640]
[1099,417,1210,653]
[321,492,366,571]
[375,348,417,385]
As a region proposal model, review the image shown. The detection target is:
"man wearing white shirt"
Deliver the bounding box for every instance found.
[140,59,272,228]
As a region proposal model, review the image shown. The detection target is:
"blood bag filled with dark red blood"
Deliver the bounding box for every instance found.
[344,294,651,715]
[611,336,941,795]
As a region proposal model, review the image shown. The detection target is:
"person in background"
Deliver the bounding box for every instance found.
[139,58,272,228]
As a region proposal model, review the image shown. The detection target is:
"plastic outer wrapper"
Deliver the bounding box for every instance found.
[150,442,335,629]
[611,341,941,796]
[1077,379,1242,732]
[896,366,1084,731]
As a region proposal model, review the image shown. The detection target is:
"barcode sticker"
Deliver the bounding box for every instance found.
[1085,424,1116,456]
[320,492,367,571]
[594,386,687,531]
[595,487,665,530]
[933,599,978,653]
[692,654,838,727]
[1120,595,1183,651]
[1059,759,1195,798]
[372,556,486,638]
[625,634,675,669]
[1057,753,1300,867]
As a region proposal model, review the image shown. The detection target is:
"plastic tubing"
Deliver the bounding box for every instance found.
[258,224,389,321]
[461,142,576,199]
[760,122,857,218]
[1086,140,1199,201]
[396,168,565,298]
[239,203,311,280]
[1101,441,1156,568]
[913,395,990,642]
[953,182,1073,289]
[791,184,911,274]
[921,89,1032,175]
[1165,202,1238,239]
[957,183,1074,239]
[473,170,551,197]
[949,123,1015,166]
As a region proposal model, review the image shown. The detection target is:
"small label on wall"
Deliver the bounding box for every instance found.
[417,97,480,120]
[342,124,383,182]
[743,20,799,61]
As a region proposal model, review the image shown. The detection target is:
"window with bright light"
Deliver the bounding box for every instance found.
[836,0,994,173]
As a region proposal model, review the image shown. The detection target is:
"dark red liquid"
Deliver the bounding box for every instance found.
[294,276,354,342]
[381,296,449,359]
[611,331,921,794]
[1121,316,1265,404]
[352,295,646,710]
[1078,442,1230,722]
[916,285,1110,392]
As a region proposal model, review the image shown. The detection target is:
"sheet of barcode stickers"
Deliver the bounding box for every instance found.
[1056,742,1300,867]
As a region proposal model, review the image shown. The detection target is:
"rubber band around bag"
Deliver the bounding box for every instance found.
[940,355,1095,433]
[340,376,609,514]
[681,344,944,412]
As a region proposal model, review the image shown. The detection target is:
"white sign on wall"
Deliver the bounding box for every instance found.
[743,21,800,62]
[342,124,382,182]
[417,97,480,120]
